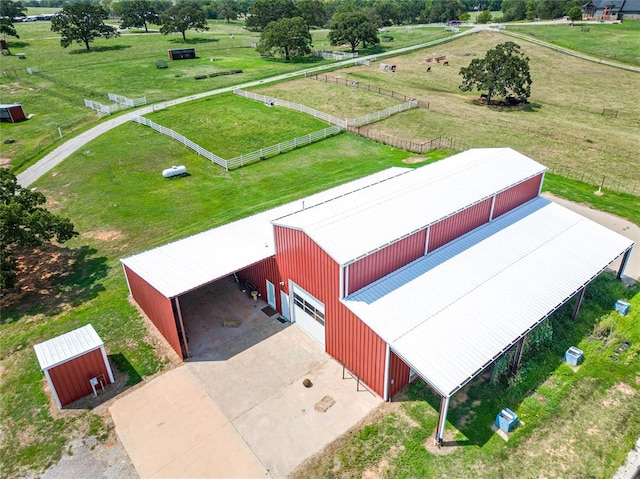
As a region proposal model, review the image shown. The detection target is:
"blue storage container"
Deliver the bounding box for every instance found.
[564,346,584,366]
[495,408,518,432]
[614,300,630,316]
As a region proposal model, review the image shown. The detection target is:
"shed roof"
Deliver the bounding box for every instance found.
[0,104,23,109]
[343,197,634,397]
[272,148,546,265]
[34,324,104,371]
[121,168,411,298]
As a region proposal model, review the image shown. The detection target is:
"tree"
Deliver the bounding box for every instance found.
[328,10,379,53]
[421,0,467,23]
[476,9,493,22]
[459,41,532,105]
[119,0,159,33]
[160,2,208,41]
[374,0,400,26]
[296,0,327,27]
[257,16,311,60]
[0,0,27,39]
[0,169,78,290]
[245,0,297,31]
[567,5,582,22]
[217,0,239,22]
[51,3,119,51]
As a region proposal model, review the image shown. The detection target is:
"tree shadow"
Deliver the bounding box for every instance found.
[168,37,219,44]
[5,41,30,49]
[69,44,132,54]
[397,272,632,448]
[0,244,109,324]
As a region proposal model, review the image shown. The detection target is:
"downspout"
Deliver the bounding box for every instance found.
[383,343,391,401]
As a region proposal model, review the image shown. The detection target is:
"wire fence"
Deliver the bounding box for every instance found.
[347,100,419,127]
[348,128,466,154]
[306,74,418,104]
[546,165,639,196]
[130,115,228,168]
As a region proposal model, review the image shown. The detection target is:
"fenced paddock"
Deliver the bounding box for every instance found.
[85,94,147,117]
[130,115,227,168]
[307,74,417,103]
[108,93,147,108]
[348,127,465,154]
[84,99,119,118]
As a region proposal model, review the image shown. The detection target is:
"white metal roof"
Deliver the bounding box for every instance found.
[272,148,547,265]
[121,168,411,298]
[33,324,104,371]
[343,197,634,397]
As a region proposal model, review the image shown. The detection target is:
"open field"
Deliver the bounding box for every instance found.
[509,21,640,66]
[1,21,640,479]
[255,30,640,193]
[0,20,456,171]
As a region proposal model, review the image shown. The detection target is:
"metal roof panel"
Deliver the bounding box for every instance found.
[33,324,104,371]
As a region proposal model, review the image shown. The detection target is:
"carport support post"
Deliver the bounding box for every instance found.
[174,297,190,358]
[571,287,586,321]
[509,337,526,375]
[435,395,450,446]
[617,249,632,280]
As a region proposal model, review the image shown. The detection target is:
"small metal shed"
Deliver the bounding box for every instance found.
[0,103,26,123]
[168,48,196,60]
[33,324,114,409]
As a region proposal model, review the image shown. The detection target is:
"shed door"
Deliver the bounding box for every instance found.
[280,291,290,320]
[292,284,325,346]
[266,280,276,309]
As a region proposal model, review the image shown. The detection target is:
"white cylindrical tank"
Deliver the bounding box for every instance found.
[162,165,187,178]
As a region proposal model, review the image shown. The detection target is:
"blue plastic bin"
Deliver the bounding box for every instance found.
[495,408,518,432]
[564,346,584,366]
[614,300,630,316]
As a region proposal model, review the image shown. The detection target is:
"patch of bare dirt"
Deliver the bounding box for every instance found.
[402,156,428,164]
[424,429,460,455]
[83,231,125,242]
[0,158,11,166]
[361,445,403,479]
[314,395,336,413]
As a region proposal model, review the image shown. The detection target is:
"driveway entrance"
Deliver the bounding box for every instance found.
[110,276,381,478]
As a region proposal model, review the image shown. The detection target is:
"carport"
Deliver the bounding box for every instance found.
[344,197,634,443]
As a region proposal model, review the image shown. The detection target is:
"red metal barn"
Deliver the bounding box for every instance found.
[121,148,634,439]
[0,104,26,123]
[33,324,114,409]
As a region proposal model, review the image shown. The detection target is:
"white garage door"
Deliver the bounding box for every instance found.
[292,284,325,347]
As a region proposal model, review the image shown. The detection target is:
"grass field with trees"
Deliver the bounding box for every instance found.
[1,15,639,479]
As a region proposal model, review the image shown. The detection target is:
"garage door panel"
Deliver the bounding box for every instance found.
[292,284,325,347]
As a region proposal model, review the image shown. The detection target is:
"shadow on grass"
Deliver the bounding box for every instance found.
[70,45,132,54]
[5,41,30,49]
[109,352,143,386]
[398,272,632,448]
[169,37,219,44]
[0,244,109,324]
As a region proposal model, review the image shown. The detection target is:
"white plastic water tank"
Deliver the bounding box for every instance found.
[162,165,187,178]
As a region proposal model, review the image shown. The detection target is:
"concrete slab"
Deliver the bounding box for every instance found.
[187,325,328,420]
[233,358,382,478]
[109,366,268,479]
[544,193,640,280]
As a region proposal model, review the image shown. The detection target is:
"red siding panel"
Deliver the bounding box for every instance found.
[124,266,182,358]
[428,198,493,252]
[274,226,387,397]
[388,350,410,398]
[347,229,427,295]
[493,174,542,219]
[237,257,282,311]
[48,349,110,407]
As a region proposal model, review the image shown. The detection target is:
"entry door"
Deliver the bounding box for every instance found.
[280,291,290,320]
[266,280,276,309]
[292,284,325,346]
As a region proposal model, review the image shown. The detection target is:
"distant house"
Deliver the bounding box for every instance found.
[121,148,634,442]
[582,0,640,20]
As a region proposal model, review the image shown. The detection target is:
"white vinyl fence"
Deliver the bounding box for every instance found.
[84,99,119,118]
[227,125,342,169]
[233,89,347,128]
[314,50,359,60]
[130,115,228,169]
[108,93,147,107]
[346,100,419,128]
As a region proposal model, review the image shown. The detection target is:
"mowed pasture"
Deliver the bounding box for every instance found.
[0,19,456,170]
[255,30,640,193]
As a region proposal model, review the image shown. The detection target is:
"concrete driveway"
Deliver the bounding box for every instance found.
[110,323,381,479]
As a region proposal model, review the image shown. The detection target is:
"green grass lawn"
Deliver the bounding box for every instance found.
[509,20,640,66]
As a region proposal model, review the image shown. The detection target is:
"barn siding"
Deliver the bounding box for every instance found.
[493,174,543,219]
[237,257,282,311]
[347,229,427,295]
[274,226,387,397]
[47,348,110,407]
[124,266,182,358]
[388,350,411,398]
[428,198,493,252]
